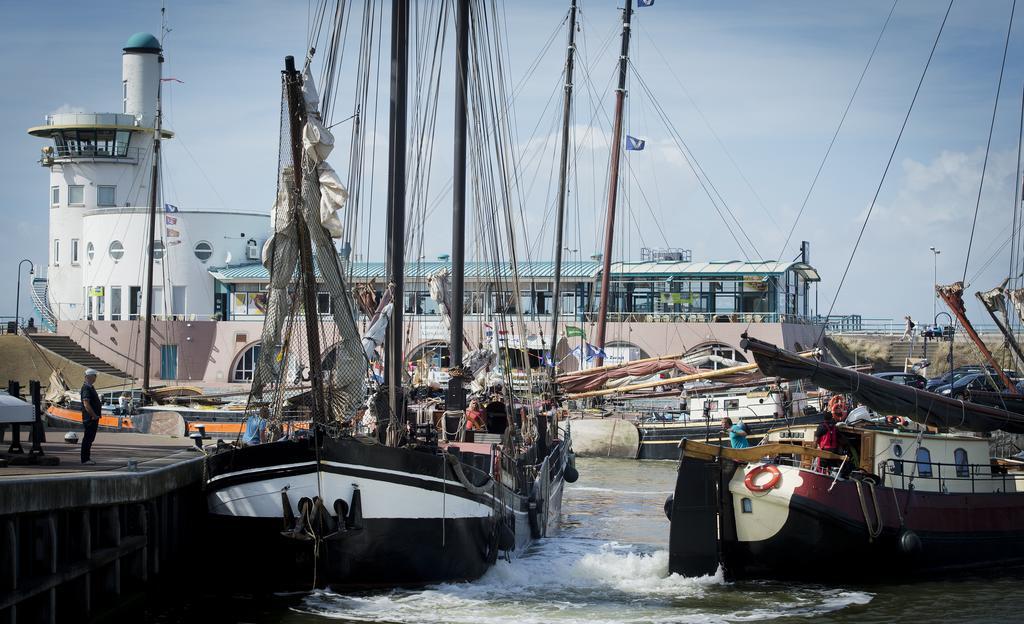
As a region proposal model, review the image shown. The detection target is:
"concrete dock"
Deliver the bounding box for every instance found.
[0,431,205,623]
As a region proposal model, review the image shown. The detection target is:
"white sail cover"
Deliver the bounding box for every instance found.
[362,303,393,360]
[317,162,348,239]
[428,268,454,336]
[262,168,298,267]
[298,71,347,238]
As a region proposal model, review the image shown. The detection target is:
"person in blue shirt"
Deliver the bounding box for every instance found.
[242,406,268,446]
[722,416,750,449]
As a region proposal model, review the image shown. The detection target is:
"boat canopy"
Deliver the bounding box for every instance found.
[740,334,1024,434]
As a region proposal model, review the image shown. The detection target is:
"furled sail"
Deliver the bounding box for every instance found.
[740,334,1024,434]
[249,69,367,425]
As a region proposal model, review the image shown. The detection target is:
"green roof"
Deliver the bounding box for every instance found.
[208,259,820,283]
[124,32,161,52]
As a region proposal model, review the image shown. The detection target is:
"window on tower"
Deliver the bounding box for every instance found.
[71,239,80,265]
[86,242,95,262]
[53,239,60,266]
[98,186,116,206]
[68,185,84,206]
[51,186,59,206]
[109,240,125,262]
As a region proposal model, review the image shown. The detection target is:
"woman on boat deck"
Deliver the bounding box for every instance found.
[465,399,486,431]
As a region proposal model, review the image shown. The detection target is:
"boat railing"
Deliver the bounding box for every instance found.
[879,458,1022,493]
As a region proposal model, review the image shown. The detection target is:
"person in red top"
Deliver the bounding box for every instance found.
[465,399,486,431]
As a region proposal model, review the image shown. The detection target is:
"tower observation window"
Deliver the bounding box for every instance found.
[98,186,116,206]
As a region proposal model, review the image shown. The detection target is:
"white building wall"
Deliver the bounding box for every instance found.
[122,49,160,123]
[81,210,268,319]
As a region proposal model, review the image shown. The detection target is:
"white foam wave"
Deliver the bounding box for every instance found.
[295,539,870,624]
[568,486,675,495]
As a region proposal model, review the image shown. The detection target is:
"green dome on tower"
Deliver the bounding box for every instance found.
[124,32,161,52]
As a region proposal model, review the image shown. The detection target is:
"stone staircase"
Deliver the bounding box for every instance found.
[29,334,131,378]
[886,340,929,368]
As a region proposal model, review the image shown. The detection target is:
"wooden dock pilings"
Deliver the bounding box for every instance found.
[0,447,205,623]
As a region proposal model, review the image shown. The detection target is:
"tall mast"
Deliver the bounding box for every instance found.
[448,0,470,411]
[284,56,327,420]
[593,0,633,367]
[141,37,165,399]
[385,0,410,425]
[548,0,579,381]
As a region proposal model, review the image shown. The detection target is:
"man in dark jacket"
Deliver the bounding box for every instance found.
[80,369,102,465]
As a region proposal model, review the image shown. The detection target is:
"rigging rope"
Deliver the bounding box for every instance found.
[815,0,954,345]
[962,0,1017,286]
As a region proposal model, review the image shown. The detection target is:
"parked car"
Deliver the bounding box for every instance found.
[936,372,1008,399]
[926,366,994,392]
[874,372,927,389]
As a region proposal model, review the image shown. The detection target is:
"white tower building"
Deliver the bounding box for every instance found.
[29,33,267,329]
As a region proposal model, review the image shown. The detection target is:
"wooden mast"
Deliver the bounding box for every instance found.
[547,0,579,381]
[594,1,634,367]
[141,42,164,399]
[385,0,411,426]
[447,0,470,411]
[284,56,327,421]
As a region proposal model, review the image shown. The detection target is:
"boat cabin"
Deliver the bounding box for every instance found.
[763,423,1024,494]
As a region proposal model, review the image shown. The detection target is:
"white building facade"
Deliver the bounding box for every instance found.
[29,32,268,327]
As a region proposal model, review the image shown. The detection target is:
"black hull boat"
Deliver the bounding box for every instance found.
[669,450,1024,581]
[666,336,1024,582]
[205,429,572,589]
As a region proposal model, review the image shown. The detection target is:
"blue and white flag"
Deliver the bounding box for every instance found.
[625,135,646,151]
[164,203,179,213]
[570,343,608,362]
[638,0,655,7]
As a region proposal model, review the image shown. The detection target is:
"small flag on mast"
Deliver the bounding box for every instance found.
[165,216,177,225]
[638,0,655,7]
[566,325,586,338]
[165,228,180,238]
[625,135,646,151]
[164,203,179,213]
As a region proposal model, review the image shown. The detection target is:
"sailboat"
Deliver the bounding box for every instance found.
[203,0,573,589]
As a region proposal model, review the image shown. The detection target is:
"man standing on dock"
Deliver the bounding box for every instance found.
[80,369,101,465]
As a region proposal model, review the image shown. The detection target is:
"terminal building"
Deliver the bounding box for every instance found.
[28,33,267,330]
[27,35,824,386]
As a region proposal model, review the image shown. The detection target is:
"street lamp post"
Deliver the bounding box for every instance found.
[929,247,940,323]
[14,259,34,332]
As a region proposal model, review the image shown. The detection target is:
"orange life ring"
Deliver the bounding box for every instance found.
[744,464,782,492]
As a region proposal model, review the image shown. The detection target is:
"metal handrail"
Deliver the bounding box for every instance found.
[879,458,1018,493]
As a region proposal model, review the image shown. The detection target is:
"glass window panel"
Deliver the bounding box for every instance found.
[97,186,115,206]
[68,185,84,205]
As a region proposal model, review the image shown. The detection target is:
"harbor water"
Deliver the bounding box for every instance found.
[133,458,1024,623]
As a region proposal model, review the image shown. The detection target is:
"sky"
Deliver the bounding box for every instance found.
[1,0,1022,328]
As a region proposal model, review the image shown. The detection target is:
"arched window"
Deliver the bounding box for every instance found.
[86,242,95,262]
[954,448,969,478]
[233,343,261,382]
[194,241,213,262]
[407,341,450,368]
[108,240,125,261]
[915,447,933,478]
[684,343,749,371]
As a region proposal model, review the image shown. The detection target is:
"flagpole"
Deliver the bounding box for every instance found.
[594,0,634,367]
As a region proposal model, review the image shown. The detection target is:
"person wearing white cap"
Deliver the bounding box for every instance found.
[80,369,101,465]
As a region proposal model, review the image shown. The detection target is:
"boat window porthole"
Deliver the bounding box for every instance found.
[893,444,903,458]
[741,498,753,513]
